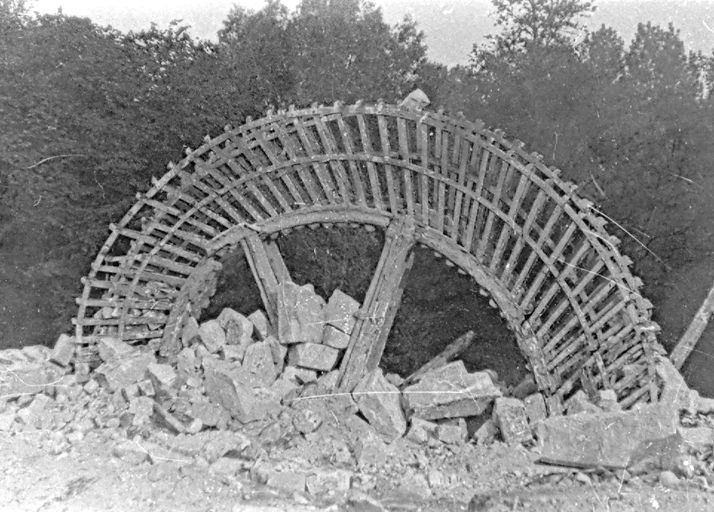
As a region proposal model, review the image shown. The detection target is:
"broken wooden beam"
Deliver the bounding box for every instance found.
[670,279,714,369]
[403,330,476,386]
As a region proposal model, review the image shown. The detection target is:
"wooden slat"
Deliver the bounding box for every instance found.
[449,139,473,241]
[357,114,384,209]
[462,145,492,252]
[377,115,400,213]
[476,159,511,261]
[336,115,368,206]
[294,117,337,202]
[397,117,415,215]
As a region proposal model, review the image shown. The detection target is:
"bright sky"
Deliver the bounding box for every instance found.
[30,0,714,66]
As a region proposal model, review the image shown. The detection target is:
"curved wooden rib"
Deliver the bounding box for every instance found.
[74,101,662,412]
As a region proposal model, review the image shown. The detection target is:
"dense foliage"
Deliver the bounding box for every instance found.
[1,0,713,375]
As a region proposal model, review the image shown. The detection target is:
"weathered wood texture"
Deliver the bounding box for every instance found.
[670,280,714,369]
[337,216,416,391]
[73,101,662,412]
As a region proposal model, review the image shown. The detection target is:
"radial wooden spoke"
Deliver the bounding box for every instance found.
[337,215,416,391]
[241,231,292,328]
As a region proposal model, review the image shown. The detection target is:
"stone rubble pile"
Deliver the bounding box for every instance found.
[5,283,714,503]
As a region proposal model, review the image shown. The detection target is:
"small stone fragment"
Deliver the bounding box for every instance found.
[83,379,99,395]
[97,337,135,362]
[352,368,406,442]
[597,389,621,412]
[189,399,229,428]
[241,342,277,388]
[322,324,350,350]
[266,470,307,493]
[0,409,16,431]
[292,406,323,434]
[113,439,149,465]
[181,316,201,347]
[220,344,245,362]
[203,362,279,423]
[355,432,387,470]
[659,470,679,488]
[405,417,438,444]
[437,418,467,445]
[324,289,360,334]
[265,336,287,373]
[146,363,177,398]
[306,469,352,495]
[402,361,501,420]
[137,379,155,397]
[474,418,499,445]
[248,310,270,340]
[199,319,226,353]
[288,342,339,371]
[270,377,301,403]
[565,390,602,415]
[176,347,198,375]
[524,393,547,426]
[219,308,255,357]
[152,403,185,434]
[282,366,318,385]
[50,334,75,367]
[493,397,532,445]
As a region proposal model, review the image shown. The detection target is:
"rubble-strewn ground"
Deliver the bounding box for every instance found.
[4,282,714,512]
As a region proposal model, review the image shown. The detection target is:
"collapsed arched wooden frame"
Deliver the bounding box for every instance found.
[74,101,662,414]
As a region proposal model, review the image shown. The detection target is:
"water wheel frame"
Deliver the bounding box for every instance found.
[74,101,662,413]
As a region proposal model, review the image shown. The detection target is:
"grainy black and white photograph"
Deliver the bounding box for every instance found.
[1,0,714,510]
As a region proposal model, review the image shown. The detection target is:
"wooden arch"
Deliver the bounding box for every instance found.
[74,101,661,413]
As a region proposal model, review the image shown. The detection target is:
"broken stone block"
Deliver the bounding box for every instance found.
[282,366,318,385]
[16,394,52,428]
[220,344,245,362]
[352,369,406,443]
[248,310,270,340]
[306,469,352,495]
[95,352,156,392]
[176,346,198,376]
[537,403,678,469]
[265,336,287,374]
[204,362,280,424]
[153,403,185,434]
[270,377,301,403]
[474,418,499,445]
[266,470,307,493]
[137,379,155,397]
[277,282,325,344]
[189,399,229,428]
[50,334,75,367]
[292,405,323,434]
[322,325,350,350]
[128,396,155,427]
[324,289,359,334]
[219,308,255,350]
[241,341,277,388]
[355,431,388,470]
[437,418,467,445]
[597,389,621,412]
[288,342,339,371]
[146,363,177,398]
[198,319,226,354]
[97,337,135,362]
[181,316,201,347]
[402,361,501,420]
[679,426,714,447]
[122,383,140,401]
[315,370,340,392]
[493,397,532,445]
[628,432,690,475]
[524,393,547,426]
[405,417,438,444]
[565,390,602,415]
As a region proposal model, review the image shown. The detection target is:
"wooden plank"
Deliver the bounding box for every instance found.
[294,117,337,202]
[670,280,714,369]
[402,330,476,386]
[490,170,531,273]
[241,231,293,328]
[314,117,352,204]
[462,145,491,252]
[377,115,400,213]
[449,139,473,241]
[273,122,321,204]
[336,115,368,206]
[397,118,415,215]
[418,121,430,221]
[476,159,509,261]
[338,216,416,391]
[434,132,449,232]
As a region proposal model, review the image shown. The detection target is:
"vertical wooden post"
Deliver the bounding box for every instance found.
[337,216,416,391]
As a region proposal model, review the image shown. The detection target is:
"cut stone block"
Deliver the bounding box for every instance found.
[95,352,156,392]
[524,393,547,426]
[241,342,277,388]
[50,334,75,367]
[402,361,501,420]
[322,325,350,350]
[537,403,678,469]
[437,418,467,445]
[276,282,325,345]
[198,319,226,353]
[597,389,621,412]
[219,308,254,349]
[352,369,406,443]
[203,362,279,424]
[288,342,339,371]
[493,397,532,445]
[97,337,135,362]
[324,289,360,334]
[248,310,270,340]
